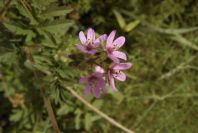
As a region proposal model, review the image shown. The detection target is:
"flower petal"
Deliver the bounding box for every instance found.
[113,71,126,81]
[106,30,116,48]
[87,49,97,55]
[108,71,117,91]
[87,28,95,40]
[92,87,101,98]
[76,44,88,53]
[84,85,91,96]
[108,54,120,63]
[94,34,107,47]
[79,77,87,83]
[113,36,125,49]
[112,51,127,60]
[95,66,105,73]
[98,34,107,42]
[113,63,133,70]
[98,78,107,92]
[92,41,100,48]
[79,31,87,44]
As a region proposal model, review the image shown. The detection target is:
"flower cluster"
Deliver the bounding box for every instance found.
[77,28,132,98]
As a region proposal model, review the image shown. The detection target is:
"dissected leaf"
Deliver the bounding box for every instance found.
[39,20,73,35]
[3,23,34,35]
[41,6,73,18]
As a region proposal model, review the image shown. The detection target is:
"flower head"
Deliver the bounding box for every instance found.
[108,63,132,90]
[105,30,127,63]
[77,28,107,55]
[80,66,106,98]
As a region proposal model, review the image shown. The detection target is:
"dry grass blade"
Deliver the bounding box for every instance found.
[170,34,198,51]
[158,56,195,80]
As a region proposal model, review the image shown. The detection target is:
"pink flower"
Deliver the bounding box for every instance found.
[105,30,127,63]
[80,66,106,98]
[108,63,132,90]
[77,28,107,55]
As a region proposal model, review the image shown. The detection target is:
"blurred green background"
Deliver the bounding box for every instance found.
[0,0,198,133]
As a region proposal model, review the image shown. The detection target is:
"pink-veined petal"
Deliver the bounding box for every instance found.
[98,34,107,42]
[113,71,126,81]
[79,31,87,44]
[108,54,120,63]
[87,28,95,40]
[113,36,125,49]
[112,51,127,60]
[92,41,100,48]
[84,85,91,96]
[98,78,107,92]
[92,87,101,98]
[113,63,133,70]
[108,71,117,91]
[106,30,116,48]
[76,44,88,53]
[93,34,107,48]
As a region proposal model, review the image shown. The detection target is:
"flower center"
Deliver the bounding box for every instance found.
[89,76,98,89]
[86,39,94,50]
[113,70,121,78]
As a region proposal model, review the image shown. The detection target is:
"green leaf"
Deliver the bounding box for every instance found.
[75,109,82,130]
[57,105,71,115]
[41,6,73,18]
[33,55,52,65]
[39,20,73,35]
[124,20,140,32]
[10,110,23,122]
[36,30,57,48]
[113,9,126,29]
[92,100,103,109]
[15,1,38,25]
[33,55,52,74]
[24,59,34,70]
[0,52,17,66]
[84,113,92,130]
[3,23,34,35]
[32,0,56,7]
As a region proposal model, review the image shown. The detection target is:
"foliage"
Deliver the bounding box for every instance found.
[0,0,198,133]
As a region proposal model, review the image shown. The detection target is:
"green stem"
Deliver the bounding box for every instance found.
[64,86,135,133]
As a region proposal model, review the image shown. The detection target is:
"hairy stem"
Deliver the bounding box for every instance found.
[64,86,135,133]
[39,86,61,133]
[26,48,60,133]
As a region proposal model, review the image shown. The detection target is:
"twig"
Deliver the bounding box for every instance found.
[26,48,61,133]
[64,86,135,133]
